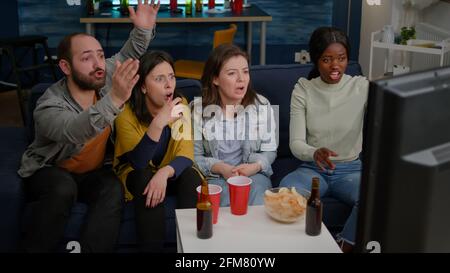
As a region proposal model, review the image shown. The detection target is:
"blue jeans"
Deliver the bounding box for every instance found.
[279,159,361,245]
[208,173,272,207]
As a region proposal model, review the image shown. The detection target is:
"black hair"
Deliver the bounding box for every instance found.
[307,27,350,80]
[129,50,181,124]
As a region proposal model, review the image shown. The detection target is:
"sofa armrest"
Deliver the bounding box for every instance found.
[0,127,28,252]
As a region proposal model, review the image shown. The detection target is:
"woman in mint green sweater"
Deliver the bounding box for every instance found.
[280,27,368,252]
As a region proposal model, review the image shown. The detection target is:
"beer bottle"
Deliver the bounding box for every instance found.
[306,177,322,236]
[195,0,203,13]
[87,0,95,15]
[120,0,130,16]
[185,0,193,15]
[197,179,213,239]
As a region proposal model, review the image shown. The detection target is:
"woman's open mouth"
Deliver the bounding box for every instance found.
[329,71,341,81]
[235,86,246,94]
[165,92,173,101]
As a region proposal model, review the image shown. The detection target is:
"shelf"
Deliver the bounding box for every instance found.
[368,30,450,80]
[372,41,447,55]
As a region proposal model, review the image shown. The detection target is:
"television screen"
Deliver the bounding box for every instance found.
[356,66,450,253]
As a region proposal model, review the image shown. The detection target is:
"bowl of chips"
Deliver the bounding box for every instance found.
[263,187,309,223]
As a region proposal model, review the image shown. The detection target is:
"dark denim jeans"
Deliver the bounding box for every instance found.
[23,166,124,252]
[280,159,361,244]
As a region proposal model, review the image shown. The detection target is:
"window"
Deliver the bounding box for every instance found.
[112,0,225,4]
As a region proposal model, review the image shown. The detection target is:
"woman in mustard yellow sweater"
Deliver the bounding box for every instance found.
[113,51,202,252]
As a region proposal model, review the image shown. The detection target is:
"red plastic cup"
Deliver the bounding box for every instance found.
[231,0,243,14]
[208,0,215,9]
[196,184,222,224]
[170,0,177,11]
[227,176,252,215]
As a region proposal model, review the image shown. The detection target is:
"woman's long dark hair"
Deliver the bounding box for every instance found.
[307,27,350,80]
[201,44,259,108]
[129,50,180,125]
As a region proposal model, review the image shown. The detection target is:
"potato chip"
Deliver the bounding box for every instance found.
[264,187,307,223]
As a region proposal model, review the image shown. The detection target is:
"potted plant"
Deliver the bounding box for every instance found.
[399,26,416,45]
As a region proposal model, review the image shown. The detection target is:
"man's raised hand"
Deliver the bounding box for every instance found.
[110,59,139,108]
[129,0,160,30]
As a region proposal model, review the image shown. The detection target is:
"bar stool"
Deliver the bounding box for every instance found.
[0,35,57,125]
[175,24,237,80]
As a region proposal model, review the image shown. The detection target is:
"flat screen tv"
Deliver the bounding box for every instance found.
[356,66,450,253]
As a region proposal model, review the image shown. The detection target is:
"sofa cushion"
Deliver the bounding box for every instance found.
[270,157,303,188]
[176,79,202,102]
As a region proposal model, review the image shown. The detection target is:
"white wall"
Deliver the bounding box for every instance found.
[358,0,395,78]
[422,1,450,31]
[359,0,450,79]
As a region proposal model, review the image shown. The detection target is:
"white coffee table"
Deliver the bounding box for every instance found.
[175,205,342,253]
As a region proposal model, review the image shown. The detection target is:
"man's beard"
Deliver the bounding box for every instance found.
[71,67,106,91]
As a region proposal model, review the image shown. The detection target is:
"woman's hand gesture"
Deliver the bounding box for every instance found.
[313,147,338,171]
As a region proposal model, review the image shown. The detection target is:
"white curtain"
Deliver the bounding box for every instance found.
[400,0,439,27]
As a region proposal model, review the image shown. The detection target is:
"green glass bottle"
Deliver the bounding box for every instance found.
[120,0,129,16]
[185,0,193,15]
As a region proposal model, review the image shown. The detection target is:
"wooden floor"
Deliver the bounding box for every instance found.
[0,90,24,127]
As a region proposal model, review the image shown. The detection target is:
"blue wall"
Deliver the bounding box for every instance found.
[16,0,336,64]
[18,0,333,63]
[1,0,19,37]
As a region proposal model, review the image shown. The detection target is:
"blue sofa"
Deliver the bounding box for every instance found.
[0,62,362,252]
